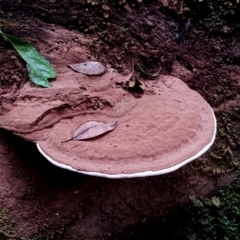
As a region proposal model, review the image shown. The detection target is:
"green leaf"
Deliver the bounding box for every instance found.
[0,29,56,87]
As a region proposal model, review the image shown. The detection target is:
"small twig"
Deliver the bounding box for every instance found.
[66,144,81,152]
[124,60,134,82]
[180,0,184,11]
[61,139,71,144]
[162,80,168,88]
[168,80,176,88]
[151,29,161,40]
[162,79,175,88]
[131,59,134,76]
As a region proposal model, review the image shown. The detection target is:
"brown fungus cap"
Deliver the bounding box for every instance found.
[0,27,216,178]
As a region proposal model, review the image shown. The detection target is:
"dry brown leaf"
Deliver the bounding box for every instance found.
[128,78,145,92]
[62,121,117,142]
[137,79,145,90]
[68,61,106,75]
[128,79,136,88]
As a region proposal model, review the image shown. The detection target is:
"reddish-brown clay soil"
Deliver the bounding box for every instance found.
[0,1,240,239]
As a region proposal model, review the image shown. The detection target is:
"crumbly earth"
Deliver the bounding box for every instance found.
[0,1,240,239]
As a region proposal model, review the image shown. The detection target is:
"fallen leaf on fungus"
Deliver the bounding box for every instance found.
[0,29,56,88]
[62,120,117,143]
[68,61,106,75]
